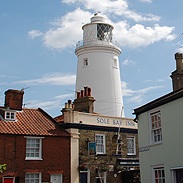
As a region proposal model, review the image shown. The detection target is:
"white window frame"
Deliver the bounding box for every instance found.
[149,110,162,144]
[171,167,183,183]
[95,134,106,155]
[5,111,16,121]
[113,58,118,68]
[152,166,165,183]
[25,172,41,183]
[127,136,136,155]
[50,174,63,183]
[96,171,106,183]
[25,137,44,160]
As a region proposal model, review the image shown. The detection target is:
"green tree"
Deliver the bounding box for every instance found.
[0,164,6,173]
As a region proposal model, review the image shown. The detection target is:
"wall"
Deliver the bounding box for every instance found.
[138,97,183,183]
[0,135,71,183]
[79,129,139,183]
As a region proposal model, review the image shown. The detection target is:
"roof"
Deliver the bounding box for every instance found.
[134,88,183,116]
[54,114,64,123]
[0,107,70,137]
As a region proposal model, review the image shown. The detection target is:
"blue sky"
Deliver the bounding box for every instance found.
[0,0,183,118]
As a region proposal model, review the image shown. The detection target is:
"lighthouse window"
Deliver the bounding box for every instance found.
[113,59,118,68]
[97,24,112,42]
[83,58,88,67]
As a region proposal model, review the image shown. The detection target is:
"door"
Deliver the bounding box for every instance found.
[122,170,140,183]
[3,177,15,183]
[80,172,88,183]
[50,174,62,183]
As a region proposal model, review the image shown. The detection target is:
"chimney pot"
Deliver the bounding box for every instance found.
[81,90,84,97]
[77,92,80,99]
[84,86,88,97]
[88,87,91,96]
[175,52,183,71]
[65,102,68,108]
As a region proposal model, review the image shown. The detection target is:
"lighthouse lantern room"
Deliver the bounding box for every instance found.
[75,14,124,117]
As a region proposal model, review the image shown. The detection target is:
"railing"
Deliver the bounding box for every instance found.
[76,39,120,48]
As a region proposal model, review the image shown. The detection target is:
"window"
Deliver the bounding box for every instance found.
[153,167,165,183]
[113,59,118,68]
[150,111,162,144]
[95,134,106,154]
[127,137,136,155]
[171,168,183,183]
[83,58,88,67]
[25,137,43,160]
[50,174,63,183]
[97,24,112,42]
[25,173,41,183]
[5,111,16,121]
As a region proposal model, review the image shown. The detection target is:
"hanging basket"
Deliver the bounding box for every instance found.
[115,165,125,172]
[99,164,110,172]
[79,164,88,171]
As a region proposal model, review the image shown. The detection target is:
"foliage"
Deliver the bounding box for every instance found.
[0,164,6,173]
[79,164,88,171]
[99,164,109,172]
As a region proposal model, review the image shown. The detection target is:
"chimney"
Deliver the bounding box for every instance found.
[61,100,74,113]
[170,52,183,91]
[4,89,24,110]
[73,87,95,113]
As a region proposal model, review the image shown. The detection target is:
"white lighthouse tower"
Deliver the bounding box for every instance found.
[75,14,124,117]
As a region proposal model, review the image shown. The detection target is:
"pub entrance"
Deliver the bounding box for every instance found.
[122,170,140,183]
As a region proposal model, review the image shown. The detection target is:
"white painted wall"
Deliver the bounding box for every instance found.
[137,97,183,183]
[75,15,124,117]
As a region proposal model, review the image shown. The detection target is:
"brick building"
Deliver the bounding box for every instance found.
[55,87,140,183]
[0,89,71,183]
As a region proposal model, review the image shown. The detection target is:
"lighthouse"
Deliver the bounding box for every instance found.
[75,14,124,117]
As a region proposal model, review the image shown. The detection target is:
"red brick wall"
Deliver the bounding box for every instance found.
[4,90,24,111]
[0,135,71,183]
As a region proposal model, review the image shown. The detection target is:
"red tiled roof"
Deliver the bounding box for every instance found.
[54,114,64,123]
[0,108,70,137]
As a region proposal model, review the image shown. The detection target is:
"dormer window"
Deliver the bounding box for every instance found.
[5,111,16,121]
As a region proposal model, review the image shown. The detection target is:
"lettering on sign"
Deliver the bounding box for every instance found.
[97,118,110,124]
[96,117,137,128]
[139,146,150,152]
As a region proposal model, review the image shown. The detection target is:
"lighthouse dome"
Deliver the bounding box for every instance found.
[90,15,105,23]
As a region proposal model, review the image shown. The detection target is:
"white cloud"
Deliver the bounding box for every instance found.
[43,8,92,49]
[29,1,176,49]
[13,73,76,86]
[178,47,183,53]
[24,93,75,116]
[122,59,135,66]
[28,30,43,39]
[114,22,176,48]
[122,81,164,104]
[62,0,159,22]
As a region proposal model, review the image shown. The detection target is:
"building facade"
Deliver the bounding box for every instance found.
[134,52,183,183]
[0,89,71,183]
[55,87,140,183]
